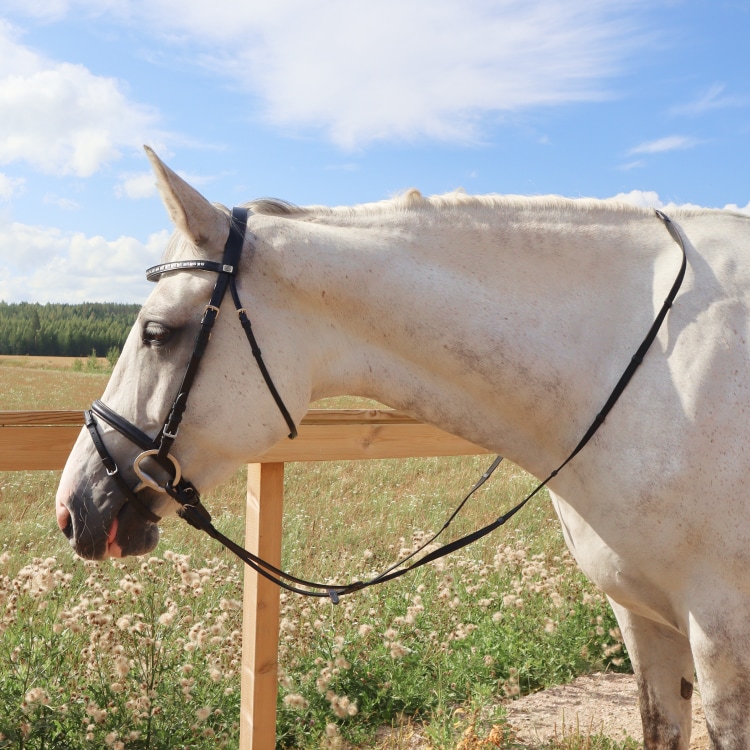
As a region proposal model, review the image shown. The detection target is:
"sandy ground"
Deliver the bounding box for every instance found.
[504,672,708,748]
[377,672,709,749]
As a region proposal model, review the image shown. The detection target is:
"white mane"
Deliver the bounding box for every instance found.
[246,190,736,228]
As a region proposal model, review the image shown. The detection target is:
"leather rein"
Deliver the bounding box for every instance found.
[85,207,687,603]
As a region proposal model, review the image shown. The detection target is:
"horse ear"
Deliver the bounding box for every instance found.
[144,146,228,250]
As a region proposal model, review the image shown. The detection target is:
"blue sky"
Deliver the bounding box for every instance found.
[0,0,748,303]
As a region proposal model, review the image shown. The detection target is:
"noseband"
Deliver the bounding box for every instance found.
[84,208,688,603]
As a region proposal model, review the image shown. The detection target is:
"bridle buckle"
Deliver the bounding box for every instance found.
[133,449,182,493]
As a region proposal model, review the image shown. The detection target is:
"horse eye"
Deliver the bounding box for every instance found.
[142,322,172,346]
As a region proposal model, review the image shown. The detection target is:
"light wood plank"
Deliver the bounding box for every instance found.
[250,422,490,462]
[240,463,285,750]
[0,410,83,426]
[0,426,81,470]
[0,410,490,471]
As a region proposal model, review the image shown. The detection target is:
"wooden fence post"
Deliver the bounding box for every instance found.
[240,462,285,750]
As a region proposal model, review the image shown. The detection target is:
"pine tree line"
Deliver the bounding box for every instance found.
[0,302,140,357]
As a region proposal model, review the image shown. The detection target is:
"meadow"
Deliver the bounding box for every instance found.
[0,357,633,749]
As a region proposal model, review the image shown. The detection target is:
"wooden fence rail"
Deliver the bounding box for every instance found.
[0,410,489,748]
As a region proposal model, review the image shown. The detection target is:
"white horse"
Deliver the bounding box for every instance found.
[57,147,750,749]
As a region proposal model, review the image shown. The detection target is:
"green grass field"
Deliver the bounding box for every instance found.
[0,358,632,749]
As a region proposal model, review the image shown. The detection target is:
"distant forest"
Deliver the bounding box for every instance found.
[0,302,140,357]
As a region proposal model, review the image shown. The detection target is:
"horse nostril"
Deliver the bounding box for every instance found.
[56,503,73,539]
[61,515,73,540]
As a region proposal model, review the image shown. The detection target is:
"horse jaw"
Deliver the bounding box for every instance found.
[144,146,229,250]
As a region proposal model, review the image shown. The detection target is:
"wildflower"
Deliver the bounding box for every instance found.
[158,611,176,626]
[86,704,107,723]
[283,693,309,709]
[389,642,409,659]
[24,687,50,706]
[328,693,358,719]
[196,707,212,722]
[358,623,373,638]
[113,656,130,679]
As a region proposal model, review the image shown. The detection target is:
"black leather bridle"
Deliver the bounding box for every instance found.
[84,207,687,603]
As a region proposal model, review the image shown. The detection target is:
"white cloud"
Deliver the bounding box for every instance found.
[15,0,649,150]
[0,172,25,201]
[217,0,648,148]
[0,219,168,303]
[629,136,702,156]
[608,191,750,217]
[0,20,162,177]
[724,201,750,216]
[115,171,157,199]
[607,190,664,208]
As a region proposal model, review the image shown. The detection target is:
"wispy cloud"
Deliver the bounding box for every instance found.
[9,0,651,151]
[196,0,650,149]
[629,135,702,155]
[670,83,745,117]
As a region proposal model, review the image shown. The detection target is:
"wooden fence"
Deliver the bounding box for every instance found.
[0,409,490,748]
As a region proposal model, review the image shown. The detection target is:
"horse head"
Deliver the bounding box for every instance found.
[56,148,308,560]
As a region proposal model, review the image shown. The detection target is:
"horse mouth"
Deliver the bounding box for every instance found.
[58,492,160,560]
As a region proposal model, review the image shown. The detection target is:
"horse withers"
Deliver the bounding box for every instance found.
[57,147,750,749]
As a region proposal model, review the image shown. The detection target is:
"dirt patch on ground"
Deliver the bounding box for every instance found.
[504,672,708,748]
[375,673,708,749]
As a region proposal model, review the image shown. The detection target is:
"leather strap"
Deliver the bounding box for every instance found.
[146,260,236,282]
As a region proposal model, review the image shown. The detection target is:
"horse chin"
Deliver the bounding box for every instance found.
[60,481,161,560]
[107,503,161,558]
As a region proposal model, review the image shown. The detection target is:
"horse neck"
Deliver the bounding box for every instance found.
[255,201,666,475]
